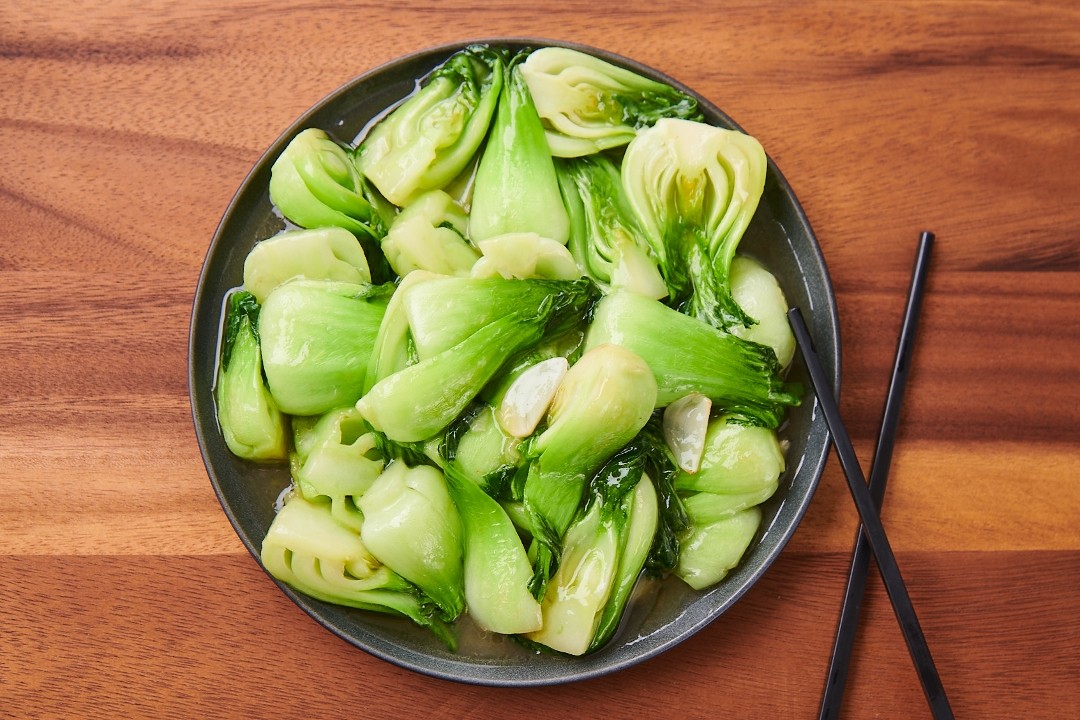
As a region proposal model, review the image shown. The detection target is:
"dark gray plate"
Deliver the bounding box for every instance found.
[188,38,840,687]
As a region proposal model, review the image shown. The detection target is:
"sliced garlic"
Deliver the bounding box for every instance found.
[496,357,570,438]
[663,393,712,473]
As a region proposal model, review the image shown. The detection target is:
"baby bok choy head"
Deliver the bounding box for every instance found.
[519,46,702,158]
[261,493,456,649]
[557,153,667,299]
[585,290,801,427]
[357,45,505,208]
[356,277,599,443]
[439,461,543,635]
[522,343,658,598]
[358,461,465,620]
[379,190,479,278]
[673,415,786,590]
[242,227,372,304]
[401,275,597,360]
[215,290,288,462]
[728,255,796,369]
[526,442,659,656]
[622,117,768,330]
[269,128,391,243]
[469,57,569,245]
[259,279,391,417]
[290,406,384,533]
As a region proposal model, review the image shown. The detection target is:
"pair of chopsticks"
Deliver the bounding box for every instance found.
[788,232,953,719]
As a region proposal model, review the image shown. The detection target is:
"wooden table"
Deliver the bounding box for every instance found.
[3,1,1077,717]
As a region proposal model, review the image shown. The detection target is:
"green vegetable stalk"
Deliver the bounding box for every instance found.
[672,415,785,590]
[674,415,785,499]
[259,279,391,416]
[358,45,505,207]
[261,493,457,649]
[557,154,667,298]
[527,443,659,655]
[358,311,544,444]
[379,190,479,278]
[401,276,598,360]
[469,58,569,244]
[621,117,768,330]
[357,278,599,442]
[290,406,384,532]
[585,290,800,427]
[440,463,542,635]
[358,461,465,620]
[269,128,391,242]
[674,506,762,591]
[520,46,702,158]
[728,255,796,369]
[242,227,372,304]
[427,401,521,497]
[215,291,288,462]
[522,343,657,597]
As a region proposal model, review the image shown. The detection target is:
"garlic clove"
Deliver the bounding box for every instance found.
[663,392,712,474]
[496,357,570,438]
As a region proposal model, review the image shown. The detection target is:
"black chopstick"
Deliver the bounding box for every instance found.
[818,231,936,720]
[788,304,953,720]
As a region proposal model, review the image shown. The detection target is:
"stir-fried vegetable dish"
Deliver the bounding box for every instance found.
[213,44,802,655]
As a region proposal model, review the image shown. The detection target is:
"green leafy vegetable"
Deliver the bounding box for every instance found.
[728,255,796,369]
[557,154,667,298]
[358,277,598,444]
[358,45,505,207]
[259,279,391,416]
[585,290,800,426]
[469,58,569,244]
[672,415,783,590]
[242,226,372,304]
[215,291,288,461]
[527,442,659,655]
[358,461,465,619]
[401,276,598,360]
[621,118,767,330]
[440,463,542,634]
[269,128,390,242]
[290,406,384,532]
[523,343,657,597]
[674,506,762,591]
[674,415,785,498]
[520,46,702,157]
[379,189,479,277]
[261,493,456,649]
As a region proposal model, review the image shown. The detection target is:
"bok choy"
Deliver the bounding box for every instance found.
[212,42,808,652]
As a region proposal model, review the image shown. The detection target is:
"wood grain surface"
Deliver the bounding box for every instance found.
[2,1,1078,718]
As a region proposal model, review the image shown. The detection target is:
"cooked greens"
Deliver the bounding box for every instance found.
[358,45,505,207]
[269,128,391,243]
[557,153,667,298]
[469,57,570,244]
[520,46,702,157]
[379,190,478,278]
[214,43,802,654]
[243,227,371,304]
[215,291,288,461]
[585,290,800,426]
[259,279,390,416]
[622,118,768,330]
